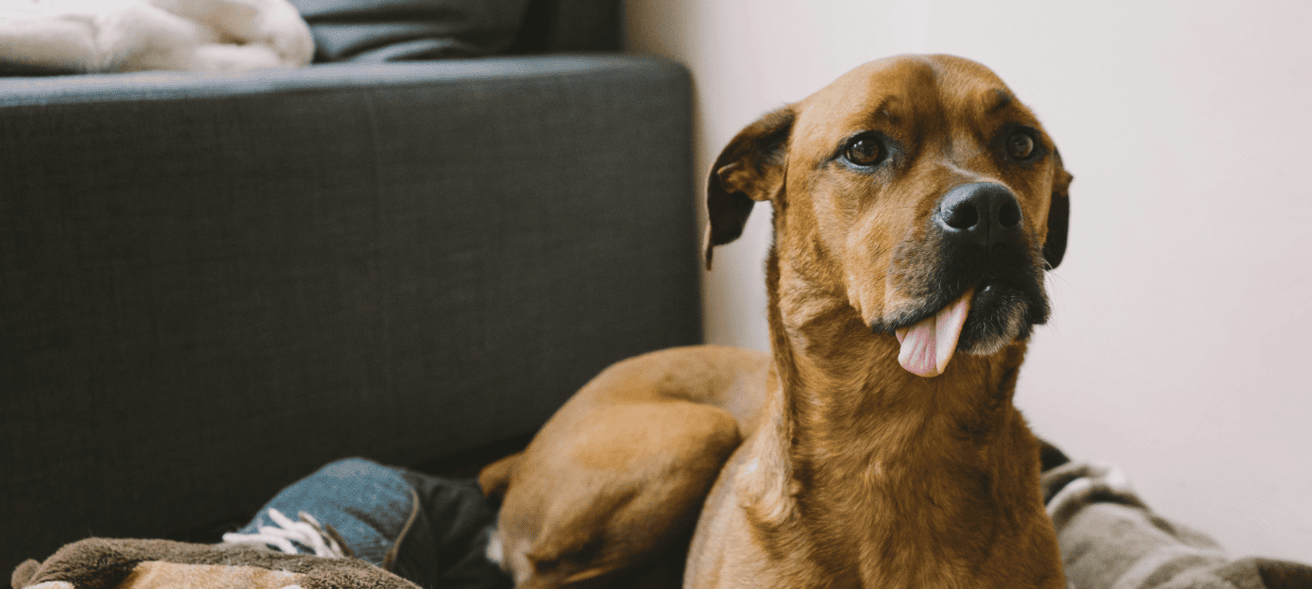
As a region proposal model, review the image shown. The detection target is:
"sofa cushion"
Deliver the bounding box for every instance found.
[508,0,619,54]
[289,0,531,62]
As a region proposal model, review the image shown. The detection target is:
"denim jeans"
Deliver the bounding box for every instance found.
[235,458,510,589]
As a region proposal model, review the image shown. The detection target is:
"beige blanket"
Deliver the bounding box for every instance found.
[0,0,312,74]
[11,538,418,589]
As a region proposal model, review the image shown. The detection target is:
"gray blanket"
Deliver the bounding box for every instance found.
[1040,443,1311,589]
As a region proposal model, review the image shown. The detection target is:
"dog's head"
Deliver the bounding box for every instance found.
[706,54,1072,377]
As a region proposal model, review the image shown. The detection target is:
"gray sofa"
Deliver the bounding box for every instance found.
[0,2,700,580]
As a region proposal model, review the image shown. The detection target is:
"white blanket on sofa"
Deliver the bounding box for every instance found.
[0,0,312,74]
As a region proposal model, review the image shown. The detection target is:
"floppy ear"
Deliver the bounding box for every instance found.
[704,107,795,270]
[1042,148,1072,270]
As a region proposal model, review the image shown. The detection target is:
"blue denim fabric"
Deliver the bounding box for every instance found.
[239,458,509,589]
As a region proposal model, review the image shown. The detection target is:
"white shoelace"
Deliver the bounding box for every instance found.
[222,508,347,558]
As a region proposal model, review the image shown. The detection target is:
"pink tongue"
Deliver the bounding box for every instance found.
[894,289,974,377]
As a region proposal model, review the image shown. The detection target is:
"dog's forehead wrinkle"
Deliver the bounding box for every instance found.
[931,159,995,187]
[799,62,939,141]
[917,59,1045,137]
[988,88,1014,113]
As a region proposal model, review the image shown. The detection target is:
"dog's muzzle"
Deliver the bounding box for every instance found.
[889,182,1049,377]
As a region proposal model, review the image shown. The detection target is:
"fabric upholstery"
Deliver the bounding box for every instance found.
[228,458,508,589]
[509,0,620,54]
[288,0,532,62]
[0,55,697,579]
[1041,458,1312,589]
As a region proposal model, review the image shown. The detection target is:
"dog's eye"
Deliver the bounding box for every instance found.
[1006,130,1036,160]
[843,134,886,167]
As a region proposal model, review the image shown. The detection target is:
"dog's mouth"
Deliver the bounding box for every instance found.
[894,289,973,377]
[881,231,1050,377]
[892,280,1042,377]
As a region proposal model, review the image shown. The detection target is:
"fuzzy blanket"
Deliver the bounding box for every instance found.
[0,0,312,74]
[1041,450,1312,589]
[10,538,418,589]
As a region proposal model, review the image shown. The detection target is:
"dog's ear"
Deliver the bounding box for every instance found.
[704,106,795,270]
[476,451,521,498]
[1042,148,1072,270]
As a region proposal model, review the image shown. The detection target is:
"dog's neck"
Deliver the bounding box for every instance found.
[755,247,1047,587]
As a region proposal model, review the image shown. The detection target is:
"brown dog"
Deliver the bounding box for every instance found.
[480,54,1073,589]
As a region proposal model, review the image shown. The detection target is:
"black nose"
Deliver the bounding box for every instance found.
[936,182,1023,250]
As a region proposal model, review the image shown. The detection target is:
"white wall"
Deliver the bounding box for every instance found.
[624,0,1312,563]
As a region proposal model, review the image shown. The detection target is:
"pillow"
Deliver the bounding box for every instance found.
[0,0,314,75]
[287,0,532,62]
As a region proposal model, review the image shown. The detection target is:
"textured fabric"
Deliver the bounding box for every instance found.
[11,538,420,589]
[0,55,698,579]
[399,471,507,589]
[288,0,531,62]
[236,459,421,568]
[0,0,313,75]
[231,458,508,589]
[509,0,619,54]
[1041,457,1312,589]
